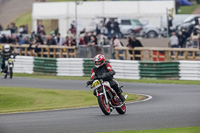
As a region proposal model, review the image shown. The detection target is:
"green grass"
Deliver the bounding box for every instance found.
[100,126,200,133]
[11,73,200,85]
[178,4,200,14]
[0,86,142,113]
[14,11,32,33]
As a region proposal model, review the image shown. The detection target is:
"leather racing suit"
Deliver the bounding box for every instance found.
[90,63,125,102]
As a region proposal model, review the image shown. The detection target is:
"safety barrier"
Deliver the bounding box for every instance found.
[179,61,200,80]
[14,56,34,74]
[56,58,84,76]
[1,56,200,81]
[34,57,57,75]
[139,62,179,79]
[110,60,140,79]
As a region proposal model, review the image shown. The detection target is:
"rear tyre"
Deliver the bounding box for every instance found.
[116,103,126,114]
[97,95,111,115]
[9,68,13,79]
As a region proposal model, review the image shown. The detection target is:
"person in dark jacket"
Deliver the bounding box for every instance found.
[129,37,143,60]
[87,54,125,102]
[1,44,13,73]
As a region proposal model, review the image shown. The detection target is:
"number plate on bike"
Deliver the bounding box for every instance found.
[8,59,13,62]
[92,80,100,88]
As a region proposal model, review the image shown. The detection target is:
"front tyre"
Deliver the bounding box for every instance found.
[116,103,126,114]
[97,95,111,115]
[9,67,13,79]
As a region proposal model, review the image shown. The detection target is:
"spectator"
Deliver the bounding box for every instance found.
[37,21,44,34]
[11,35,18,44]
[170,32,179,48]
[34,35,44,56]
[6,35,13,43]
[10,22,17,33]
[170,32,179,56]
[18,26,24,34]
[79,34,86,45]
[99,34,108,45]
[89,31,98,44]
[177,31,186,48]
[55,33,63,46]
[111,36,123,60]
[131,36,143,60]
[63,36,69,46]
[80,28,86,35]
[106,18,113,40]
[6,25,11,31]
[23,36,30,44]
[39,27,46,35]
[0,34,7,43]
[68,24,76,36]
[113,18,120,38]
[88,36,97,46]
[46,34,56,46]
[18,35,25,45]
[96,24,101,36]
[0,23,3,31]
[84,32,90,45]
[69,36,76,46]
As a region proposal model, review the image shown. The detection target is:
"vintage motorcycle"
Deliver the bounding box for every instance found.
[3,55,15,79]
[87,78,127,115]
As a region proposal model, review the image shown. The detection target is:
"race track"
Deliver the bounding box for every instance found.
[0,77,200,133]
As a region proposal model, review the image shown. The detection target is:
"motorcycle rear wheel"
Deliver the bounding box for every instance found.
[116,103,126,114]
[97,95,111,115]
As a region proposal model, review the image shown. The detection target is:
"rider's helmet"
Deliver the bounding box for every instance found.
[4,44,10,52]
[94,54,105,68]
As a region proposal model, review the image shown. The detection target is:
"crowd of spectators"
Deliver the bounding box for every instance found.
[0,19,144,59]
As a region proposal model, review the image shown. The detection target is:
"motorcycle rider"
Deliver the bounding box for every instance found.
[87,54,125,102]
[0,44,13,73]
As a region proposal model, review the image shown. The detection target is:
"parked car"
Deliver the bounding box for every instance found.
[102,17,161,38]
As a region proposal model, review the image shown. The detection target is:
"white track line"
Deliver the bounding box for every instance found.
[0,94,153,115]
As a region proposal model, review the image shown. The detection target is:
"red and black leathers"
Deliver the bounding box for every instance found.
[90,63,122,97]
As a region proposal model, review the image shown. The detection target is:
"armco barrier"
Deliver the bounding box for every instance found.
[110,60,140,79]
[34,57,57,75]
[56,58,84,76]
[179,61,200,80]
[13,56,34,74]
[139,62,179,79]
[3,56,200,81]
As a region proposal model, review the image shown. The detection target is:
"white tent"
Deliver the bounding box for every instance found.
[32,1,175,37]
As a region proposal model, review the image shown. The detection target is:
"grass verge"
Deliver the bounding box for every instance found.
[0,86,143,113]
[178,4,200,14]
[99,126,200,133]
[10,73,200,85]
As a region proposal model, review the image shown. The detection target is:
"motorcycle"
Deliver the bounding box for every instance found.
[87,78,128,115]
[3,55,15,79]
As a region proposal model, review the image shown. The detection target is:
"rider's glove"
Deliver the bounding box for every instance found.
[86,80,93,86]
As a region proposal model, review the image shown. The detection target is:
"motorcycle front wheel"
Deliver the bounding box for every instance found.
[116,103,126,114]
[97,95,111,115]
